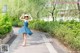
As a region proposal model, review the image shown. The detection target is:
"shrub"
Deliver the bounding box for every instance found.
[0,14,12,38]
[29,20,80,50]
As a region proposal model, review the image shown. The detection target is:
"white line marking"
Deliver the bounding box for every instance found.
[41,34,58,53]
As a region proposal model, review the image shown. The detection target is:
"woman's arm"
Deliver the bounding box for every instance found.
[20,14,25,21]
[28,16,33,22]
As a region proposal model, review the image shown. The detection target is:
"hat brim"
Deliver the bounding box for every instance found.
[24,15,30,18]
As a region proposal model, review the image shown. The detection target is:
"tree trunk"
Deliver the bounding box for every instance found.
[77,0,80,11]
[77,0,80,20]
[51,4,56,21]
[37,7,44,19]
[37,11,39,18]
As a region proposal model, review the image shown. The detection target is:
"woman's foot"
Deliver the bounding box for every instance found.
[22,44,26,47]
[21,44,26,47]
[21,42,26,47]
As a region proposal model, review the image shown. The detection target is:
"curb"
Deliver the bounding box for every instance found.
[0,30,14,44]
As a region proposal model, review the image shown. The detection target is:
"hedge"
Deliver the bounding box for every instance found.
[29,20,80,51]
[0,14,12,38]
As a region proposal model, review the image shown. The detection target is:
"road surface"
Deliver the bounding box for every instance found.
[7,27,69,53]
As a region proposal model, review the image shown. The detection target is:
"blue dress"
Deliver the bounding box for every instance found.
[18,20,33,35]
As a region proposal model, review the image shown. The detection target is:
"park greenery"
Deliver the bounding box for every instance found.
[29,20,80,50]
[0,0,80,51]
[0,13,12,38]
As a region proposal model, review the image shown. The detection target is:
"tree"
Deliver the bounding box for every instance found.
[51,2,56,21]
[77,0,80,19]
[49,0,57,21]
[28,0,48,19]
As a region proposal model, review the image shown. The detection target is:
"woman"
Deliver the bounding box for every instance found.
[18,14,33,46]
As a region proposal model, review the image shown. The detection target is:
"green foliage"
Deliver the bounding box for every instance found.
[0,0,79,20]
[0,14,12,38]
[29,20,80,50]
[18,21,23,27]
[11,16,23,27]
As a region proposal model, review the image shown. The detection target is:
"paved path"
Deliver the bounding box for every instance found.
[8,27,69,53]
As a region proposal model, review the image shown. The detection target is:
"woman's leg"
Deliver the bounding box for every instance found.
[22,33,27,46]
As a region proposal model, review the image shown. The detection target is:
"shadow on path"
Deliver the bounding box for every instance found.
[6,35,17,46]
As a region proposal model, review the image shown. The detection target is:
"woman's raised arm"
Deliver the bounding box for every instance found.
[28,15,33,22]
[20,14,25,21]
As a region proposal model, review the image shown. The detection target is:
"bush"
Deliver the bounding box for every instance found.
[11,16,24,27]
[0,14,12,38]
[29,20,80,51]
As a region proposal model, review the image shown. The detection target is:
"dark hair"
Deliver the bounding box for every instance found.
[24,16,29,19]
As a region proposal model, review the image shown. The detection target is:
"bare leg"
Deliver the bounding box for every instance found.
[22,33,27,46]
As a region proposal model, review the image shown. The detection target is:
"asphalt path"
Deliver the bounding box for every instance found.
[7,27,69,53]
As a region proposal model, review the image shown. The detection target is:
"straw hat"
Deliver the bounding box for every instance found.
[20,14,30,19]
[24,14,29,17]
[20,14,31,19]
[24,14,30,18]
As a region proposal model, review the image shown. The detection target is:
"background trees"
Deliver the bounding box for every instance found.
[0,0,79,21]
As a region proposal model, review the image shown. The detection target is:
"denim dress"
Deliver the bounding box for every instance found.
[18,20,33,35]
